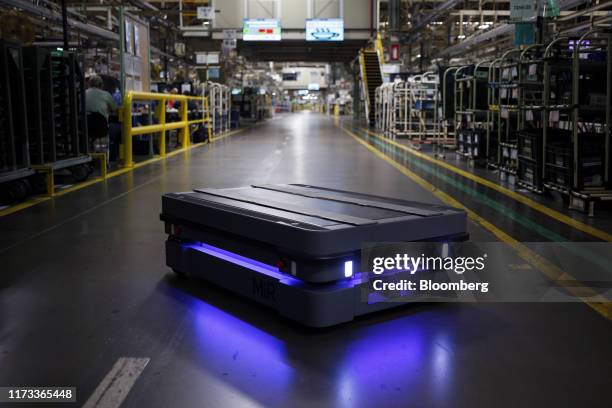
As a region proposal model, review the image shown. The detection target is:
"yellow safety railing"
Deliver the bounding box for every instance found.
[121,91,212,167]
[375,32,385,66]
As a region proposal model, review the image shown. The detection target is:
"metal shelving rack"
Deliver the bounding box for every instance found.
[374,85,383,133]
[406,72,440,147]
[454,63,489,164]
[567,29,612,214]
[541,37,574,196]
[439,67,458,153]
[0,40,32,201]
[1,44,90,203]
[374,81,409,138]
[205,82,231,136]
[48,50,89,166]
[516,44,547,192]
[486,59,501,168]
[495,49,521,185]
[391,81,410,137]
[382,83,393,136]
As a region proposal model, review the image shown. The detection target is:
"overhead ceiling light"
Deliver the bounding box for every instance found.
[457,34,466,39]
[478,23,491,30]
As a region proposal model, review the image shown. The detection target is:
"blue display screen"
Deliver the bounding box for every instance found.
[306,19,344,41]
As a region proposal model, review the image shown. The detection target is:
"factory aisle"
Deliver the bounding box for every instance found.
[1,112,611,408]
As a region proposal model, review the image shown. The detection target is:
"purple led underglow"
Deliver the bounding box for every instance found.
[186,297,295,391]
[184,242,301,284]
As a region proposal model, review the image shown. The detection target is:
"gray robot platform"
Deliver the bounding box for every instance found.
[161,184,468,327]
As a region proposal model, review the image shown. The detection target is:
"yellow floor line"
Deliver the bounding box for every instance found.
[344,127,611,320]
[0,197,51,217]
[358,126,612,242]
[210,127,248,143]
[0,127,248,218]
[55,177,107,197]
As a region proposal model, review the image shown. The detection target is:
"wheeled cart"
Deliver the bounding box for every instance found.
[161,184,469,327]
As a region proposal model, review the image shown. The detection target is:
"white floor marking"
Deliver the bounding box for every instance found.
[82,357,150,408]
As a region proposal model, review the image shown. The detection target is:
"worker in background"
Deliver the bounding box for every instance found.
[86,75,119,161]
[167,88,179,110]
[112,87,122,106]
[86,75,118,123]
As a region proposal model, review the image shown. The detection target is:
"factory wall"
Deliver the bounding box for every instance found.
[213,0,372,29]
[281,66,329,89]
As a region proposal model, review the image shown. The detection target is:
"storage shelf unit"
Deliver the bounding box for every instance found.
[373,71,443,147]
[204,81,231,136]
[541,37,576,195]
[486,59,500,169]
[517,44,547,193]
[0,40,32,199]
[1,42,91,203]
[568,30,612,213]
[407,72,441,144]
[454,63,490,164]
[493,49,522,185]
[440,67,458,150]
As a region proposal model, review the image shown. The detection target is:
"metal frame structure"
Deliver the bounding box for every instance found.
[540,36,575,196]
[439,66,458,151]
[486,58,501,168]
[204,81,231,136]
[121,91,211,167]
[374,72,443,144]
[391,80,410,137]
[516,44,547,192]
[454,62,489,164]
[1,41,92,202]
[0,40,32,196]
[568,29,612,213]
[406,72,441,144]
[494,48,522,185]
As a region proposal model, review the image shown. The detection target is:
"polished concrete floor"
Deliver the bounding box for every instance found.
[0,112,611,407]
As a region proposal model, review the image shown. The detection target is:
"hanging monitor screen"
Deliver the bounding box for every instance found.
[306,19,344,41]
[243,19,282,41]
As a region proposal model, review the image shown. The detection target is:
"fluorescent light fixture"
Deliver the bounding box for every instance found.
[344,261,353,278]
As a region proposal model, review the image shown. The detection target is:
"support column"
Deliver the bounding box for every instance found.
[119,5,126,96]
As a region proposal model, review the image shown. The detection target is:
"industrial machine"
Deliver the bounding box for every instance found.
[161,184,469,327]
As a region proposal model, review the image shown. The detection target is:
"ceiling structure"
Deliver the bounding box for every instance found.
[237,39,368,63]
[377,0,612,68]
[1,0,611,69]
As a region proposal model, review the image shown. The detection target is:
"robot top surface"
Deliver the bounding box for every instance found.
[161,184,467,258]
